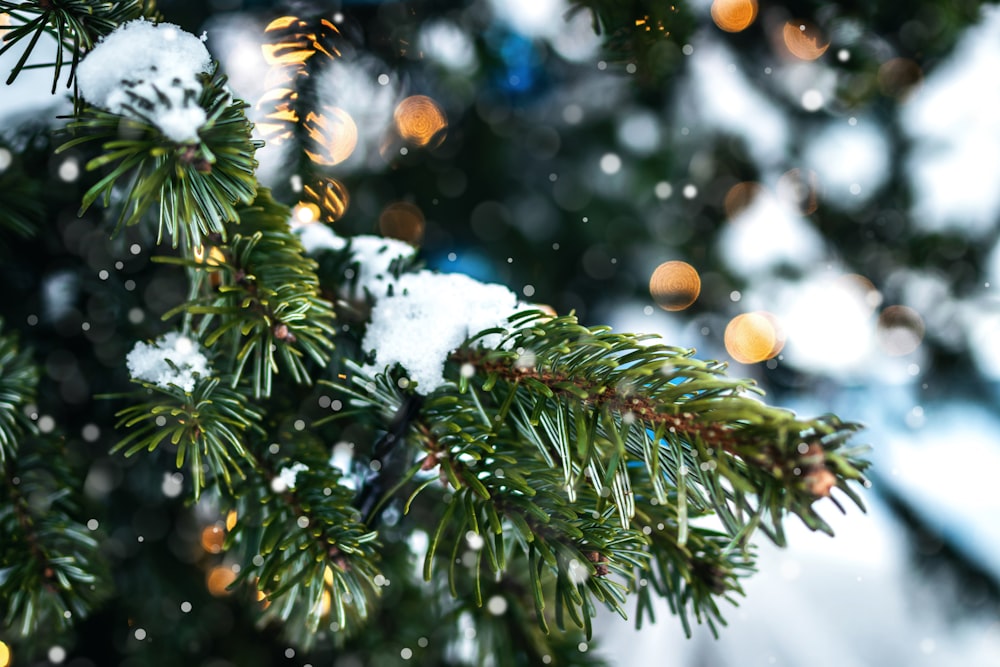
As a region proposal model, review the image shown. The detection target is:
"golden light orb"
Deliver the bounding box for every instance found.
[254,88,299,146]
[303,178,350,223]
[303,108,358,166]
[877,305,924,356]
[724,181,765,219]
[379,202,425,245]
[649,261,701,312]
[0,640,11,667]
[200,524,225,554]
[782,20,829,61]
[711,0,758,33]
[206,566,237,597]
[291,201,321,226]
[725,312,784,364]
[394,95,448,148]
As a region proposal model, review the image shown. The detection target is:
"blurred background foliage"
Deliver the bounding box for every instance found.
[2,0,1000,664]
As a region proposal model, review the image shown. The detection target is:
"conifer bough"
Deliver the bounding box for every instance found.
[0,4,870,663]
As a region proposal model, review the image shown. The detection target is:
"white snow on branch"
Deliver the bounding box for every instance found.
[77,20,212,143]
[363,270,533,393]
[126,332,212,392]
[297,225,531,392]
[272,462,309,493]
[298,224,416,297]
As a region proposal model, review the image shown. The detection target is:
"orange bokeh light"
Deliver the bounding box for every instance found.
[303,108,358,166]
[379,202,425,245]
[724,181,765,218]
[394,95,448,148]
[782,20,829,61]
[291,201,321,225]
[649,261,701,312]
[206,566,237,596]
[711,0,758,33]
[724,312,784,364]
[200,525,225,554]
[303,178,350,222]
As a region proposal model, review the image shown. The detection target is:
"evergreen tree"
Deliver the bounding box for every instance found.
[4,0,958,664]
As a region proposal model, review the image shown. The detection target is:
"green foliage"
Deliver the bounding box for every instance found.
[0,1,877,662]
[58,68,262,250]
[0,318,38,471]
[0,435,107,637]
[225,431,382,648]
[334,309,868,642]
[112,375,263,499]
[568,0,697,81]
[161,189,337,398]
[0,0,157,91]
[0,143,43,239]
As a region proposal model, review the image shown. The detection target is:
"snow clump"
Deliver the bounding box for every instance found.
[297,223,415,298]
[77,20,213,142]
[362,271,534,393]
[126,332,212,392]
[296,224,534,394]
[272,462,309,492]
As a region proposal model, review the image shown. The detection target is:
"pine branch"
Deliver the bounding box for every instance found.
[0,0,157,92]
[0,318,38,471]
[0,142,43,239]
[224,431,382,648]
[57,67,262,251]
[160,189,337,398]
[332,308,868,640]
[0,435,108,637]
[111,374,264,499]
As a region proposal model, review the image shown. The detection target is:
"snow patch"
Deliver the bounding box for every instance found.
[77,20,212,143]
[126,332,211,392]
[362,271,532,393]
[297,225,416,298]
[272,462,308,492]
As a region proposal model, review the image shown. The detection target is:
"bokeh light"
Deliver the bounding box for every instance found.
[782,20,829,61]
[877,305,925,355]
[206,566,237,596]
[394,95,448,148]
[0,640,10,667]
[303,108,358,166]
[711,0,758,33]
[649,261,701,311]
[200,524,225,554]
[878,57,923,99]
[303,177,350,222]
[254,87,299,145]
[379,202,425,245]
[724,181,765,218]
[724,311,784,364]
[262,16,341,67]
[777,168,819,215]
[291,201,321,225]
